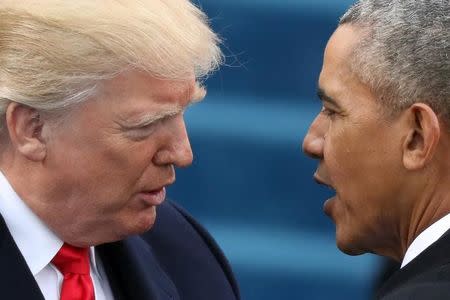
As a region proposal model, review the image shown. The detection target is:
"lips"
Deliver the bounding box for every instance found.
[313,174,335,191]
[313,173,337,217]
[138,187,167,206]
[137,176,175,206]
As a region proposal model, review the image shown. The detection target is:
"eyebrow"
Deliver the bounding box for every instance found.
[122,107,183,129]
[317,87,340,107]
[120,85,206,129]
[116,82,206,130]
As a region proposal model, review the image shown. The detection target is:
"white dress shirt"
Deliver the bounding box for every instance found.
[0,171,114,300]
[401,213,450,268]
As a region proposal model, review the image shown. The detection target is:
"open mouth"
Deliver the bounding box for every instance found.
[313,175,335,192]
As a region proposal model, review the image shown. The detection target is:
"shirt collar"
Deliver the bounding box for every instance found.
[401,213,450,268]
[0,170,101,277]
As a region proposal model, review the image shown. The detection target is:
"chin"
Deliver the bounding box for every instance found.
[336,241,367,256]
[335,227,368,256]
[100,208,157,243]
[130,207,158,234]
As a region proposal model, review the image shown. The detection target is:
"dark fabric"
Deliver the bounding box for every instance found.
[372,258,401,297]
[0,200,240,300]
[376,229,450,300]
[142,200,241,300]
[0,214,46,300]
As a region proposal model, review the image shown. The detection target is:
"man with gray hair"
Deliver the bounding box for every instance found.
[303,0,449,299]
[0,1,239,299]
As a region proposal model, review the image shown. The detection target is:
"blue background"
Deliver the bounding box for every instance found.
[168,1,383,299]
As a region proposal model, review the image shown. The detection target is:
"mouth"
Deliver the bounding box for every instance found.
[138,188,166,206]
[313,174,337,217]
[138,178,175,206]
[313,175,335,192]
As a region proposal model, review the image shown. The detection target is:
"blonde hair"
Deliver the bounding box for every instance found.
[0,0,222,129]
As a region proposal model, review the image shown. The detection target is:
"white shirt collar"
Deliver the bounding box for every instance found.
[0,170,101,277]
[401,213,450,268]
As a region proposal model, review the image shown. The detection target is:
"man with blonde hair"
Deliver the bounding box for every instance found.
[0,1,239,299]
[303,0,449,299]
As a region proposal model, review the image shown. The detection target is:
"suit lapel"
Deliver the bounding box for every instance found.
[0,214,45,300]
[0,213,178,300]
[377,229,450,298]
[97,235,179,300]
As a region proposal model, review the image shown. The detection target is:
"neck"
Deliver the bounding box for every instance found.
[0,155,67,236]
[401,174,450,260]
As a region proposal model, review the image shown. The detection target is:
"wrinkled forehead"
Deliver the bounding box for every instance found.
[99,70,205,105]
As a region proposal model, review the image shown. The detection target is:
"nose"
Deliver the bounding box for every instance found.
[302,115,326,159]
[153,115,193,168]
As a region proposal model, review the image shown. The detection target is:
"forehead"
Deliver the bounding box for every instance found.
[63,70,203,129]
[102,70,197,105]
[320,25,362,88]
[319,25,380,111]
[91,70,202,120]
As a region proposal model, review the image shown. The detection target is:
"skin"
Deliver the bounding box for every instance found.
[302,24,450,261]
[0,70,204,247]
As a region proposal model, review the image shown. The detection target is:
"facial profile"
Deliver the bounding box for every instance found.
[4,70,205,247]
[0,0,221,248]
[303,25,415,258]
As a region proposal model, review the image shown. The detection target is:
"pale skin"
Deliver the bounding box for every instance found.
[0,70,204,247]
[302,24,450,261]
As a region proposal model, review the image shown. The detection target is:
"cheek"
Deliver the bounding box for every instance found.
[97,136,158,172]
[323,126,360,177]
[325,126,401,203]
[324,125,380,193]
[53,139,150,199]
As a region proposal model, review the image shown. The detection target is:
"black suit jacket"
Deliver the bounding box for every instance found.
[376,230,450,300]
[0,200,240,300]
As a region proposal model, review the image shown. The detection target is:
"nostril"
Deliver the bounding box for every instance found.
[153,145,193,168]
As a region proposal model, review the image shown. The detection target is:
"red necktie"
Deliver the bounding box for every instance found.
[51,243,95,300]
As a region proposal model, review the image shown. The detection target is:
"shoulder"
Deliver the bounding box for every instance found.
[381,281,450,300]
[378,232,450,299]
[140,200,240,300]
[380,264,450,300]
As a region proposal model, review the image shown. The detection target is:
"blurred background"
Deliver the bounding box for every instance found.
[167,0,385,299]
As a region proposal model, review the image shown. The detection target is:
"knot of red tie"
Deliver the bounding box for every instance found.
[52,243,95,300]
[52,243,91,275]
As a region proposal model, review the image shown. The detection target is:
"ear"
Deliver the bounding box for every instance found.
[402,103,440,170]
[5,102,47,161]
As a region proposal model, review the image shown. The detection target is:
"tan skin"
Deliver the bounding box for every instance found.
[302,24,450,261]
[0,70,204,247]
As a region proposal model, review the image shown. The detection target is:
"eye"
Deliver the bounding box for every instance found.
[321,106,336,117]
[125,121,159,141]
[125,113,181,141]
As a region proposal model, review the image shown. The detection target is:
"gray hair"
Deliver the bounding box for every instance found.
[340,0,449,124]
[0,0,223,132]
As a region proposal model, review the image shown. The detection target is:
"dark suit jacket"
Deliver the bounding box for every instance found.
[0,200,240,300]
[376,229,450,300]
